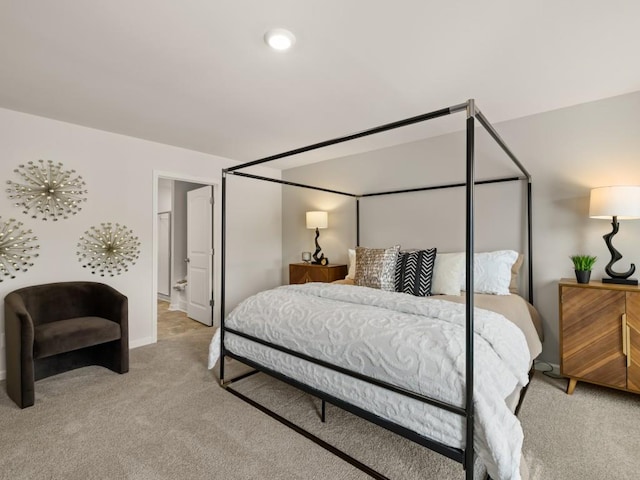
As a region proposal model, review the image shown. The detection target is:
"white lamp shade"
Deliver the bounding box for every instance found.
[589,186,640,220]
[306,211,328,229]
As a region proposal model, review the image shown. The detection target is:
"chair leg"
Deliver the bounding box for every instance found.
[5,321,35,409]
[118,337,129,373]
[7,339,127,408]
[6,357,35,409]
[18,373,35,409]
[96,341,129,374]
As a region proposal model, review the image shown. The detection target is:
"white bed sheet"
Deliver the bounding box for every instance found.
[209,283,533,480]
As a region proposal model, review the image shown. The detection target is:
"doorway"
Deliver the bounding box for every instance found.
[153,172,219,342]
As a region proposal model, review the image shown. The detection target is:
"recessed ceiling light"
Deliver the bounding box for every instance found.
[264,28,296,51]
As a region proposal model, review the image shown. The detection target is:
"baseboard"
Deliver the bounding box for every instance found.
[534,360,560,376]
[130,336,156,349]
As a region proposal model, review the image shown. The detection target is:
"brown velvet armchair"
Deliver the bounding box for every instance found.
[4,281,129,408]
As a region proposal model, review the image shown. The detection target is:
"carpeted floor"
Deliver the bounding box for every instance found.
[0,328,638,480]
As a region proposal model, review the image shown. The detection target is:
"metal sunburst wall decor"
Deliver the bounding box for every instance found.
[0,216,40,282]
[77,222,141,277]
[6,159,88,221]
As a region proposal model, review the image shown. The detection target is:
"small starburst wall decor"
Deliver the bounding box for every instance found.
[77,222,141,277]
[0,216,40,282]
[6,159,88,221]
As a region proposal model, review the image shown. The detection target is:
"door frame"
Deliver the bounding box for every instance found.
[152,170,220,343]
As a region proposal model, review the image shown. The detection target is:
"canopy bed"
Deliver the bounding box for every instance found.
[209,100,538,480]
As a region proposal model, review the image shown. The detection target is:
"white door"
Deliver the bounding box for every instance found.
[187,185,213,325]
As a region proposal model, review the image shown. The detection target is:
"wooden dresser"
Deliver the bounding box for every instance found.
[289,263,348,285]
[559,278,640,395]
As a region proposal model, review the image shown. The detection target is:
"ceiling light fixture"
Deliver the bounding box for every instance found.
[264,28,296,51]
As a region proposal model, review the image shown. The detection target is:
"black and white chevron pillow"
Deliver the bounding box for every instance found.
[395,248,437,297]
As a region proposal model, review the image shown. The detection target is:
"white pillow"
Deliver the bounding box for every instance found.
[432,253,465,295]
[346,248,356,279]
[460,250,519,295]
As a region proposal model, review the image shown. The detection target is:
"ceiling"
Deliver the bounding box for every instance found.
[1,1,639,169]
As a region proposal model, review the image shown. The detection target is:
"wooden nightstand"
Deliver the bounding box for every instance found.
[289,263,348,285]
[559,278,640,395]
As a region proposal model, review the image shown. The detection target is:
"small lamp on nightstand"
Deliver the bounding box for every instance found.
[306,211,328,265]
[589,185,640,285]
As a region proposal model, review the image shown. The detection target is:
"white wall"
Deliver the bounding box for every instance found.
[157,212,171,297]
[0,107,283,378]
[224,173,285,311]
[283,120,529,287]
[497,91,640,363]
[169,180,205,310]
[283,91,640,364]
[157,178,172,213]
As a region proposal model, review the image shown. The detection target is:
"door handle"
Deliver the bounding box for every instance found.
[185,258,190,263]
[623,314,627,356]
[627,325,632,368]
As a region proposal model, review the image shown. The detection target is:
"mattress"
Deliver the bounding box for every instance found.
[209,283,542,480]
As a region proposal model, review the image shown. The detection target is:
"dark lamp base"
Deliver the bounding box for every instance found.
[602,277,638,286]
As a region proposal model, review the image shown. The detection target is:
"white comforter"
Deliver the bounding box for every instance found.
[208,283,531,480]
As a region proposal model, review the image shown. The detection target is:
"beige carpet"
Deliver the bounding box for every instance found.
[0,328,638,480]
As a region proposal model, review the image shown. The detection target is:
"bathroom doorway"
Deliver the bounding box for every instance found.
[153,173,218,341]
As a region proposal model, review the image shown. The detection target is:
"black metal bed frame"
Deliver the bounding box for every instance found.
[218,99,533,480]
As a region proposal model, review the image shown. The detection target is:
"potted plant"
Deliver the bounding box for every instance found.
[570,255,597,284]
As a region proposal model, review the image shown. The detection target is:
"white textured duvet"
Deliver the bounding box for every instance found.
[208,283,531,480]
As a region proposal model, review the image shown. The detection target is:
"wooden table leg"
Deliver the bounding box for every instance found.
[566,378,578,395]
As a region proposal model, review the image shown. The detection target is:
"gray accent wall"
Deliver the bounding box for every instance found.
[282,90,640,364]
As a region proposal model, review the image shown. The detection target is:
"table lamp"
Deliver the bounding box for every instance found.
[589,185,640,285]
[306,211,328,265]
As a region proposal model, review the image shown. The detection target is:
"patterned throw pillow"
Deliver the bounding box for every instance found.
[354,245,400,291]
[395,249,437,296]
